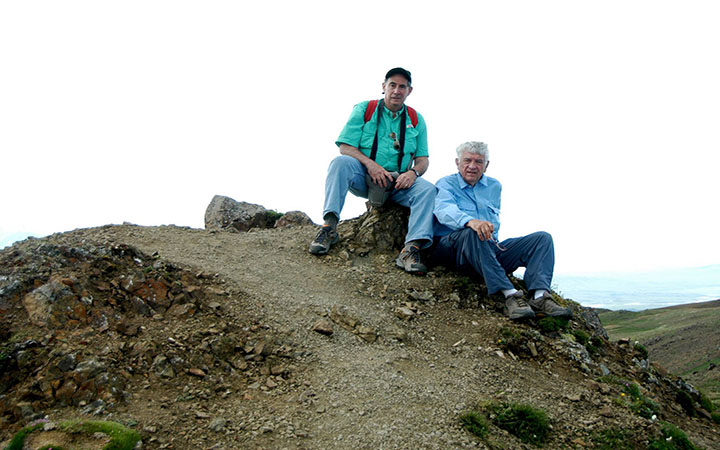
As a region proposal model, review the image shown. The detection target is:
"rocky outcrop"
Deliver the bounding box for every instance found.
[340,202,409,253]
[274,211,313,228]
[0,238,283,429]
[204,195,281,232]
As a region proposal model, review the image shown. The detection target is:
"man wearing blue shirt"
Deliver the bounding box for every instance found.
[309,68,436,274]
[433,141,571,320]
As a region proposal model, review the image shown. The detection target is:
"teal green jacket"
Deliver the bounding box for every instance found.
[336,100,428,172]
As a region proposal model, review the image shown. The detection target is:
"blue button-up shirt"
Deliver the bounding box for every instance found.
[434,172,502,239]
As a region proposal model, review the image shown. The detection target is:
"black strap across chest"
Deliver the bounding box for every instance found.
[369,99,407,171]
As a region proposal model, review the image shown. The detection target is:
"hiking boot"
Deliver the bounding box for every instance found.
[529,292,573,318]
[395,245,427,275]
[503,291,536,320]
[309,226,339,255]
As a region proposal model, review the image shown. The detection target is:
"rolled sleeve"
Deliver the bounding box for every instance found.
[434,183,473,230]
[335,101,369,148]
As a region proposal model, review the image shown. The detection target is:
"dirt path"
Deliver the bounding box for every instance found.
[86,224,626,449]
[4,223,719,449]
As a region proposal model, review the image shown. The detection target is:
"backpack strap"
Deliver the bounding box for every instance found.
[368,100,384,162]
[364,99,380,123]
[364,100,418,168]
[406,105,418,127]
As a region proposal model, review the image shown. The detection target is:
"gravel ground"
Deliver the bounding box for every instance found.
[2,222,719,449]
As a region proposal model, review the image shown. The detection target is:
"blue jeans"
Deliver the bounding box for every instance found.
[432,228,554,294]
[322,155,436,248]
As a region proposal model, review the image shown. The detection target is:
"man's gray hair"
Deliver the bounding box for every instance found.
[456,141,489,160]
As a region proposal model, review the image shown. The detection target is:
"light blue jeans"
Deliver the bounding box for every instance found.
[322,155,436,248]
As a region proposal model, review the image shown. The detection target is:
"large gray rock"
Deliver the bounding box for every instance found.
[204,195,277,232]
[275,211,313,228]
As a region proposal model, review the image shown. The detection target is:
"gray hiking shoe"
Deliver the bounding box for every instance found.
[529,292,572,318]
[504,291,536,320]
[395,245,427,275]
[309,226,339,255]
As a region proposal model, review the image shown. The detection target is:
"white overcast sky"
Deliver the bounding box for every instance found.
[1,1,719,275]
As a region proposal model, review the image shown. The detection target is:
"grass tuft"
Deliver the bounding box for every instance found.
[711,411,720,424]
[633,342,649,359]
[5,420,140,450]
[572,329,590,345]
[61,420,141,450]
[648,422,698,450]
[265,210,284,224]
[537,317,569,334]
[591,428,636,450]
[459,411,489,438]
[675,390,696,417]
[5,423,44,450]
[489,402,550,446]
[698,390,715,412]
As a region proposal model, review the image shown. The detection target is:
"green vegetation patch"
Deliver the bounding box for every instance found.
[572,329,589,345]
[459,411,489,438]
[633,342,649,359]
[265,210,284,224]
[488,402,550,446]
[675,390,696,417]
[699,390,715,412]
[648,422,698,450]
[591,427,636,450]
[622,382,659,419]
[5,419,141,450]
[711,411,720,424]
[537,316,569,334]
[5,423,45,450]
[602,378,661,420]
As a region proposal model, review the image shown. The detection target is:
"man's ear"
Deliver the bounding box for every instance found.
[407,86,413,96]
[484,161,490,172]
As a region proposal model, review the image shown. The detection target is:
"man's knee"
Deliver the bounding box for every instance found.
[455,228,493,251]
[532,231,553,246]
[413,178,437,198]
[328,155,359,173]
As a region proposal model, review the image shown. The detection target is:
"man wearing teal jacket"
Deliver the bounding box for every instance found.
[309,67,436,274]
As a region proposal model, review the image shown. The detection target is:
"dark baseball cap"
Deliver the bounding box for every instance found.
[385,67,412,85]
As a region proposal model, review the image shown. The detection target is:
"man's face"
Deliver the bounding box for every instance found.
[456,151,488,185]
[382,74,412,112]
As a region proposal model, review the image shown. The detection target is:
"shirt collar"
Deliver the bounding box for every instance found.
[384,104,406,118]
[457,172,487,189]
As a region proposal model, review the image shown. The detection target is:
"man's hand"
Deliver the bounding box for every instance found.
[366,161,395,188]
[339,144,394,188]
[466,219,494,241]
[394,170,416,190]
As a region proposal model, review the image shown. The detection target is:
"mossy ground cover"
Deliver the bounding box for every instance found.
[4,420,140,450]
[460,402,551,446]
[648,422,698,450]
[459,411,488,439]
[590,427,637,450]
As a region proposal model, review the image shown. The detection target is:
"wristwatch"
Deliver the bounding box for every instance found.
[411,168,420,177]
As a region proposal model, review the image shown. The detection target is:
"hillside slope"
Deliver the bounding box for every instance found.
[2,221,719,449]
[599,301,720,403]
